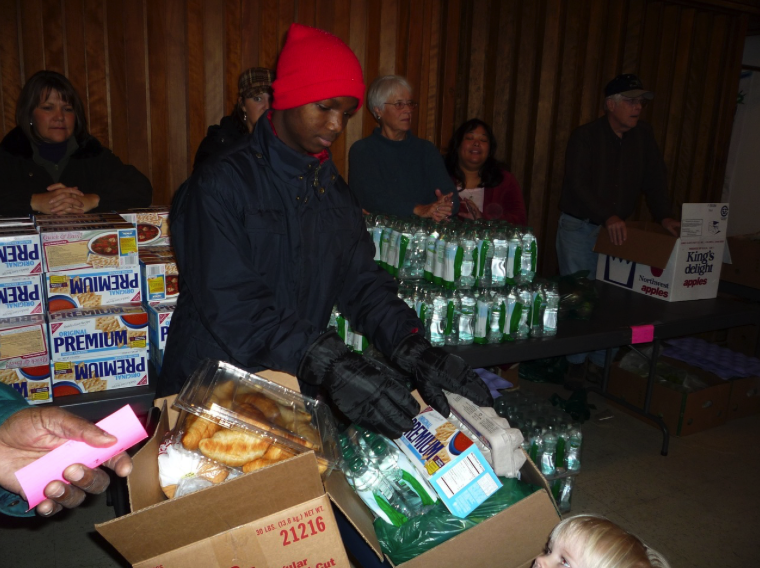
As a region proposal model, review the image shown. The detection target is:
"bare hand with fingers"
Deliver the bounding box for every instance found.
[605,215,627,245]
[415,189,454,222]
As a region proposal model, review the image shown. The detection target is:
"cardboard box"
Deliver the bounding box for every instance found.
[97,372,560,568]
[0,231,42,277]
[595,203,729,302]
[0,315,49,370]
[51,349,149,396]
[146,302,174,353]
[607,358,731,436]
[39,223,139,272]
[46,267,142,311]
[0,274,44,317]
[96,395,350,568]
[140,254,179,303]
[119,208,171,247]
[48,304,148,361]
[722,233,760,289]
[727,376,760,420]
[0,364,52,404]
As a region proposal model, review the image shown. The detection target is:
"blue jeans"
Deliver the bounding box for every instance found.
[556,212,608,367]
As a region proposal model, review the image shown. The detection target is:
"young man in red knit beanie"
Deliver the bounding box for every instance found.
[161,24,492,437]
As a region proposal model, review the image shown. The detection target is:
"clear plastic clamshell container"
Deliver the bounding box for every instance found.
[173,360,339,479]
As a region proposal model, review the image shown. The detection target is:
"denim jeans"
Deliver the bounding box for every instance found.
[556,212,608,367]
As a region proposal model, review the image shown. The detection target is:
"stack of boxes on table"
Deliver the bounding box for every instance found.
[0,208,177,403]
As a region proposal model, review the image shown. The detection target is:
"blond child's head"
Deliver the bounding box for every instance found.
[533,515,670,568]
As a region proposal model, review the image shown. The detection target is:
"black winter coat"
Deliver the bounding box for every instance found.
[192,114,248,170]
[0,127,153,216]
[158,115,422,396]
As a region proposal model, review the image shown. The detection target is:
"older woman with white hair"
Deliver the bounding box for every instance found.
[349,75,457,222]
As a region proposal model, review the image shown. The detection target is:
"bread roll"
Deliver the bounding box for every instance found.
[182,416,221,451]
[197,461,229,484]
[242,458,278,473]
[199,429,270,467]
[237,392,281,420]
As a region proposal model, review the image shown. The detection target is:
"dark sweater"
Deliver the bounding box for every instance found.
[559,116,671,225]
[192,114,249,170]
[0,127,152,216]
[348,128,458,217]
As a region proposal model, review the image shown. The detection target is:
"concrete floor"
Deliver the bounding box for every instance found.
[1,381,758,568]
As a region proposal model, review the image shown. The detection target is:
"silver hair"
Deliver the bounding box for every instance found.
[367,75,413,121]
[604,94,622,113]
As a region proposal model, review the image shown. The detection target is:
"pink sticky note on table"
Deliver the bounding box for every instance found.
[14,405,148,510]
[630,325,654,344]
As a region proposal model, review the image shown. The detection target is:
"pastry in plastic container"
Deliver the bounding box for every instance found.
[172,359,339,481]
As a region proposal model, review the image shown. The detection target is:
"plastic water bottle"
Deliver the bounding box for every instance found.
[429,289,447,346]
[530,283,546,338]
[477,226,493,288]
[528,427,543,463]
[558,476,574,512]
[346,456,413,526]
[444,291,461,346]
[380,220,393,271]
[416,285,431,335]
[369,215,386,264]
[473,292,490,345]
[458,289,476,345]
[543,282,559,336]
[423,223,439,283]
[554,422,568,468]
[487,289,505,344]
[433,227,447,286]
[540,430,557,476]
[491,226,508,287]
[520,228,537,283]
[503,287,519,341]
[565,426,582,471]
[515,286,532,339]
[443,230,461,290]
[366,438,425,515]
[458,230,478,289]
[409,222,428,279]
[506,228,522,284]
[396,221,413,279]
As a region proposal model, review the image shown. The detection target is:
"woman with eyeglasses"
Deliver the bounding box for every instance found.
[349,75,457,222]
[445,118,527,225]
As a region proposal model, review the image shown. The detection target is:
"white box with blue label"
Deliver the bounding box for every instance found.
[594,203,729,302]
[0,274,44,317]
[0,364,52,404]
[51,349,149,396]
[48,304,149,362]
[46,267,142,311]
[0,315,49,370]
[0,231,42,278]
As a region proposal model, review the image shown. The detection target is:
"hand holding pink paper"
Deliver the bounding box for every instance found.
[6,405,146,513]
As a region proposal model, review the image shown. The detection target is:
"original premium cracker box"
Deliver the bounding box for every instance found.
[46,267,142,311]
[51,349,149,396]
[119,208,171,247]
[139,253,178,303]
[0,275,44,317]
[0,315,49,370]
[0,230,42,277]
[48,304,149,362]
[0,365,52,404]
[39,223,139,273]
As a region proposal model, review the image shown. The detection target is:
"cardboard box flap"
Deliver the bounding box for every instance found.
[594,221,675,270]
[96,405,325,566]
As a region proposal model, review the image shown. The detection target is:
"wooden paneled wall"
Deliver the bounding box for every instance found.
[0,0,755,275]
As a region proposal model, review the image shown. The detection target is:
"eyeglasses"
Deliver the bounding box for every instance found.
[384,100,418,110]
[620,96,649,108]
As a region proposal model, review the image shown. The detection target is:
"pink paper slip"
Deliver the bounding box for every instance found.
[15,405,148,510]
[630,325,655,344]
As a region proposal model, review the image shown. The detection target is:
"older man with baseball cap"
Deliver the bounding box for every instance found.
[160,24,492,437]
[556,74,681,387]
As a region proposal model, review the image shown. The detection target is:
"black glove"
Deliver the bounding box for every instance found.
[390,333,493,417]
[298,330,420,438]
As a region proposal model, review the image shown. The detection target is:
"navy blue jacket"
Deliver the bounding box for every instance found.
[158,115,422,396]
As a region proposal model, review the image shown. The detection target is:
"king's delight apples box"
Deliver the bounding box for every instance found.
[0,230,42,277]
[0,274,44,317]
[46,267,142,311]
[594,203,729,302]
[48,304,148,362]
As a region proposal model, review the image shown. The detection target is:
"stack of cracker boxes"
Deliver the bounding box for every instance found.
[0,208,177,403]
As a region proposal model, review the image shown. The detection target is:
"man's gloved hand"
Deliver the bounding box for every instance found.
[298,330,420,438]
[390,333,493,417]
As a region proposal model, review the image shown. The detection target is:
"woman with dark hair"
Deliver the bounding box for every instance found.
[0,70,152,216]
[445,118,527,225]
[193,67,274,169]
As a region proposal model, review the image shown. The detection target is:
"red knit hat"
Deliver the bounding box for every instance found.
[272,23,365,110]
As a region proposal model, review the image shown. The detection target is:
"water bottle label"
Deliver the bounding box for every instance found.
[372,228,382,262]
[397,235,410,272]
[443,242,458,285]
[509,304,522,333]
[336,316,346,341]
[478,241,490,279]
[444,300,455,334]
[454,246,463,281]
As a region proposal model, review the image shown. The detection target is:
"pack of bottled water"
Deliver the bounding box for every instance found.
[494,389,582,513]
[337,425,439,527]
